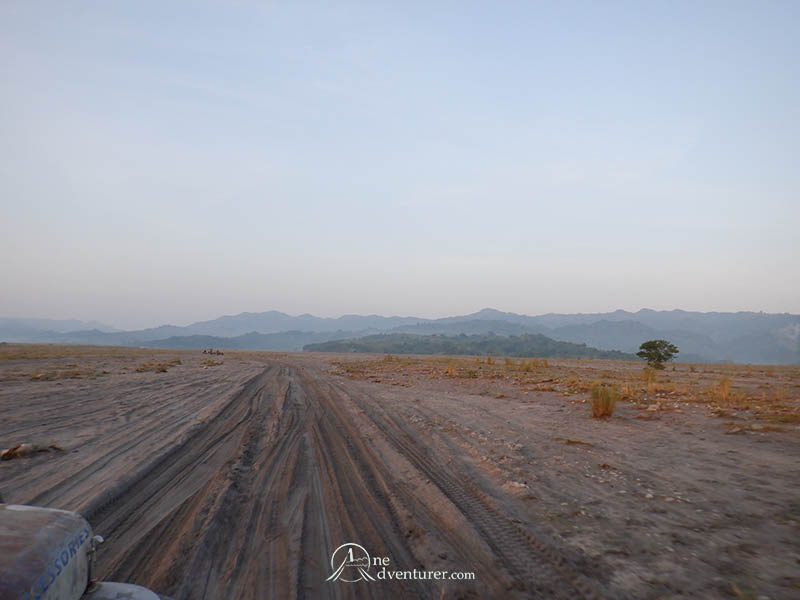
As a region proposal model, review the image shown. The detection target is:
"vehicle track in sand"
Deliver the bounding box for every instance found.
[331,379,607,599]
[1,355,611,598]
[4,350,799,599]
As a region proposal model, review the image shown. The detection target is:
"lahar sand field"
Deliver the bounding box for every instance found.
[1,344,799,599]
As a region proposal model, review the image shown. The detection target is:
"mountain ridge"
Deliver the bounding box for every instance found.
[1,308,798,364]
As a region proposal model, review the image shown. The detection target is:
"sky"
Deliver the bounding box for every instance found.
[1,1,798,330]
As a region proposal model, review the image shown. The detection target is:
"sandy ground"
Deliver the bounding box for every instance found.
[1,346,799,599]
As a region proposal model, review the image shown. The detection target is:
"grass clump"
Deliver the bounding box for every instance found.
[520,358,548,372]
[642,366,658,394]
[715,375,731,404]
[763,410,800,424]
[136,361,171,373]
[590,382,618,418]
[620,380,640,404]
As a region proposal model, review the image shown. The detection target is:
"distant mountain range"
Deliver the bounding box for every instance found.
[0,317,121,335]
[1,308,798,364]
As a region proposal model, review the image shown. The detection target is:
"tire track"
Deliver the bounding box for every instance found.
[327,379,611,599]
[88,367,276,575]
[5,356,613,599]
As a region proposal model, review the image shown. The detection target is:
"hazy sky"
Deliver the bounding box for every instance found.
[1,1,798,329]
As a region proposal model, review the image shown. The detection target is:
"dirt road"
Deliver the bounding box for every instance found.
[1,349,798,599]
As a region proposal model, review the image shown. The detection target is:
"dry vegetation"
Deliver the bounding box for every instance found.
[0,343,277,383]
[135,358,183,373]
[589,382,618,418]
[3,344,796,427]
[331,353,800,427]
[0,343,176,361]
[0,343,191,381]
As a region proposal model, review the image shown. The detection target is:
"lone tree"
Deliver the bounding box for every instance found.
[637,339,679,369]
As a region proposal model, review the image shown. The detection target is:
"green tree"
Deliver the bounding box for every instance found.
[637,339,679,369]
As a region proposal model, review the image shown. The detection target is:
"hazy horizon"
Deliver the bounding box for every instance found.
[3,305,800,333]
[2,2,798,330]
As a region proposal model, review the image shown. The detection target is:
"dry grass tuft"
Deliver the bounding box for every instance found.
[520,358,548,372]
[642,366,658,394]
[29,367,96,381]
[620,380,640,404]
[590,382,618,418]
[707,375,732,405]
[136,358,181,373]
[764,411,800,424]
[717,375,731,403]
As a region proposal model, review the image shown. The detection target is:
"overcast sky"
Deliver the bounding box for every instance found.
[1,1,798,329]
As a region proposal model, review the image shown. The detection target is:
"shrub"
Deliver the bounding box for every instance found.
[590,383,618,418]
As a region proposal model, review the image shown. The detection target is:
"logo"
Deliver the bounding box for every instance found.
[325,543,376,582]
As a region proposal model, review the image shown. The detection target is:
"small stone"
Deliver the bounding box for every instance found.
[645,493,654,499]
